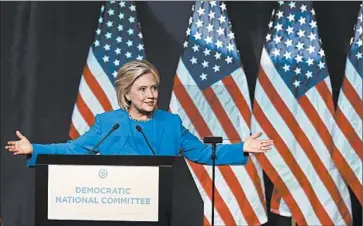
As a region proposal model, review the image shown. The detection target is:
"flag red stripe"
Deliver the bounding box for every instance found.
[332,146,362,205]
[203,88,264,225]
[336,107,363,160]
[83,64,113,112]
[187,162,237,226]
[253,102,307,225]
[203,216,211,226]
[75,94,94,127]
[299,83,352,225]
[203,87,261,225]
[244,162,267,209]
[69,122,80,139]
[317,81,336,116]
[202,88,239,143]
[222,75,266,211]
[222,75,251,127]
[342,76,363,119]
[270,188,282,214]
[173,76,237,226]
[258,69,333,225]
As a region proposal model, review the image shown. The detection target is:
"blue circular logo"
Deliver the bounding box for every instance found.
[99,169,108,179]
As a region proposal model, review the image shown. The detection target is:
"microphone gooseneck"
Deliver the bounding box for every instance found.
[136,125,156,155]
[88,123,119,154]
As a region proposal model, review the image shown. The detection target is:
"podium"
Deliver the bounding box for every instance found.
[34,155,203,226]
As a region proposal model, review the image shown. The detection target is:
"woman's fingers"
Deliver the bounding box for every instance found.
[6,147,24,155]
[5,145,17,152]
[261,140,273,144]
[5,143,14,150]
[5,141,21,152]
[243,132,274,153]
[253,147,271,153]
[5,141,17,149]
[7,141,16,145]
[259,140,273,150]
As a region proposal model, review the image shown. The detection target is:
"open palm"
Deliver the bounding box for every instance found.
[5,131,33,155]
[243,132,273,153]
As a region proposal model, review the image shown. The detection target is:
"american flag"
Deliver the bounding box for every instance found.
[169,1,267,225]
[69,1,145,138]
[251,1,352,225]
[332,3,362,205]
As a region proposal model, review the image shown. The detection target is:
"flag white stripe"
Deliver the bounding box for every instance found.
[231,68,252,111]
[71,105,90,136]
[261,49,335,167]
[185,160,221,225]
[176,93,267,225]
[250,155,265,195]
[176,59,198,86]
[229,160,267,223]
[306,81,352,221]
[175,59,267,224]
[332,57,363,191]
[254,80,332,224]
[333,103,362,183]
[87,48,119,110]
[345,59,362,99]
[276,198,292,217]
[211,79,247,140]
[176,62,247,224]
[259,48,350,224]
[176,60,229,140]
[211,72,267,224]
[251,112,320,223]
[169,92,179,114]
[170,94,223,225]
[78,76,105,116]
[338,88,362,140]
[204,162,247,224]
[224,69,251,135]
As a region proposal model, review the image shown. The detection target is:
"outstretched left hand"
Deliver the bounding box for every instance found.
[243,132,273,153]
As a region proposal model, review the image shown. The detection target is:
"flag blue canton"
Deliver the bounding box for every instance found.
[348,5,362,78]
[266,1,328,99]
[182,1,241,91]
[92,1,145,85]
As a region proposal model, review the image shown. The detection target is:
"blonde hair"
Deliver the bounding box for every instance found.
[114,60,160,111]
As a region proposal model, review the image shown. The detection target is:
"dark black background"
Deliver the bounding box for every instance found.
[1,1,361,226]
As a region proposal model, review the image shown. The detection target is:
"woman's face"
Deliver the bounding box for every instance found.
[127,72,158,114]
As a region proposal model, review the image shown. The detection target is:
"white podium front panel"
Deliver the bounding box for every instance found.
[47,165,159,222]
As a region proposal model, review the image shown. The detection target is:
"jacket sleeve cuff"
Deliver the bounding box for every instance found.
[26,144,45,167]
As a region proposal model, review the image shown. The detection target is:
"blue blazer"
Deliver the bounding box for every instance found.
[28,109,248,167]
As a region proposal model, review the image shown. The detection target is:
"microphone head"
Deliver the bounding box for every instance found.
[112,123,120,130]
[136,125,142,132]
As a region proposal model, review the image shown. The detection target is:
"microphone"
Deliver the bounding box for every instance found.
[88,123,119,154]
[136,125,156,155]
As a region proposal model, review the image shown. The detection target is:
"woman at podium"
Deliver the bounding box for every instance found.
[5,60,273,167]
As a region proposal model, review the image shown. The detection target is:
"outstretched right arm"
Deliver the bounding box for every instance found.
[5,115,103,167]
